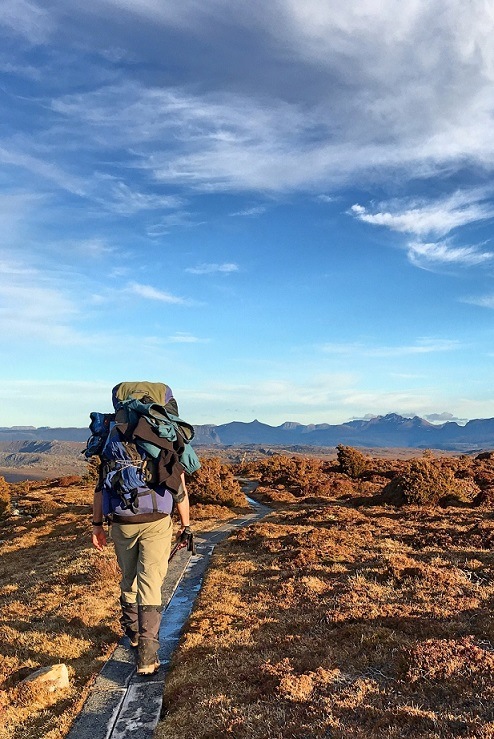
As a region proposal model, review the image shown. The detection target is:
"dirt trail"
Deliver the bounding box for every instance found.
[68,484,271,739]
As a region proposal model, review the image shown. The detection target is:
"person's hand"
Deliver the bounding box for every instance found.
[177,524,192,541]
[92,525,107,551]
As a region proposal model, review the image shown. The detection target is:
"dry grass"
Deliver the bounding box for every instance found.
[0,478,241,739]
[0,481,121,739]
[158,455,494,739]
[4,454,494,738]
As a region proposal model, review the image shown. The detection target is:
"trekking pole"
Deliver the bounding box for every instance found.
[168,526,196,562]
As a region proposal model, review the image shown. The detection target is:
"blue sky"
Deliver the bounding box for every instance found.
[1,0,494,427]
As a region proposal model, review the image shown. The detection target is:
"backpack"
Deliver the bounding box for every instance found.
[84,382,200,519]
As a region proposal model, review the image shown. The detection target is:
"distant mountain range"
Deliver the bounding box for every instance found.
[0,426,89,442]
[3,413,494,451]
[0,440,87,481]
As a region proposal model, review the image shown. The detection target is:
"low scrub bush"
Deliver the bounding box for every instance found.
[471,451,494,503]
[10,479,33,496]
[252,455,299,488]
[336,445,368,479]
[382,456,480,506]
[0,475,11,516]
[82,457,100,486]
[52,475,82,488]
[186,457,245,508]
[254,455,330,496]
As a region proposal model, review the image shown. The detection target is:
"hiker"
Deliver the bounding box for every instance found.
[88,381,200,675]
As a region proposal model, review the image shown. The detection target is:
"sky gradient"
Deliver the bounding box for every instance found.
[1,1,494,427]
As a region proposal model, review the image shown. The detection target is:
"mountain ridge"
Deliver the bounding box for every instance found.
[1,413,493,450]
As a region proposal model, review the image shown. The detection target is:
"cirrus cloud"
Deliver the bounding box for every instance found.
[126,281,192,305]
[320,337,460,357]
[185,262,239,275]
[0,0,52,44]
[407,241,493,268]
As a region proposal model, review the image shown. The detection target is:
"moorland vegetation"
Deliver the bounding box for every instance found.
[0,458,244,739]
[159,449,494,738]
[1,449,494,738]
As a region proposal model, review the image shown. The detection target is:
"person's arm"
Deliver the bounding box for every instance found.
[91,488,107,551]
[175,473,190,536]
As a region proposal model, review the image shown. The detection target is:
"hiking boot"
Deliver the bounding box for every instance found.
[120,597,139,648]
[137,637,160,675]
[127,631,139,648]
[136,605,162,675]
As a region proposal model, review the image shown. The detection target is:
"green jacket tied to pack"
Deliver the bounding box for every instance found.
[84,381,200,519]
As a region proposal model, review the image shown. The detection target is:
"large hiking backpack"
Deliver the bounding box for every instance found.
[85,382,200,519]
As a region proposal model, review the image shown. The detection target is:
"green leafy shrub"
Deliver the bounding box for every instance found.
[186,457,245,508]
[0,475,11,517]
[337,445,368,479]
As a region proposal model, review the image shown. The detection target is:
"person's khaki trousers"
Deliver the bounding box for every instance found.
[111,516,173,606]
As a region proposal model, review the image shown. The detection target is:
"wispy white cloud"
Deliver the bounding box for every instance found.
[126,281,191,305]
[350,190,494,238]
[0,259,36,276]
[36,1,494,195]
[320,338,460,357]
[0,379,112,426]
[2,1,494,209]
[0,58,41,79]
[0,192,46,239]
[168,332,208,343]
[185,262,239,275]
[94,177,184,215]
[461,294,494,309]
[183,373,358,415]
[146,211,201,236]
[0,145,87,197]
[0,282,76,319]
[390,373,425,380]
[50,83,318,192]
[0,256,196,348]
[0,273,85,345]
[78,0,221,28]
[43,73,494,196]
[2,1,494,429]
[180,372,477,426]
[350,191,494,270]
[0,0,52,44]
[109,266,131,279]
[0,145,183,216]
[229,205,266,217]
[338,389,440,418]
[67,238,115,258]
[0,251,127,348]
[407,241,493,268]
[425,412,467,424]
